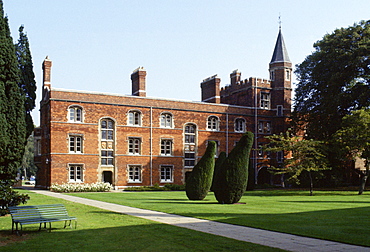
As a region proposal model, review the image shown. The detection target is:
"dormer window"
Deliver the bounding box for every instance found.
[68,106,83,122]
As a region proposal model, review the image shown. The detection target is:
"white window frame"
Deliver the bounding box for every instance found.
[128,137,141,155]
[234,118,246,133]
[128,165,142,183]
[160,139,173,156]
[286,69,291,81]
[258,121,272,134]
[68,106,83,122]
[207,116,219,131]
[69,165,83,182]
[160,113,173,128]
[101,119,114,140]
[128,110,142,126]
[260,92,270,109]
[69,135,83,153]
[160,165,173,183]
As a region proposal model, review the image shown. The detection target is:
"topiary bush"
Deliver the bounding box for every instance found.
[210,151,227,192]
[213,132,254,204]
[186,141,216,200]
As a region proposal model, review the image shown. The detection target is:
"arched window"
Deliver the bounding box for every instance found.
[207,116,219,131]
[235,118,246,133]
[68,106,83,122]
[160,113,173,128]
[128,110,142,126]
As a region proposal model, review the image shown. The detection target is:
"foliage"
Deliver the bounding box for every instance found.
[210,151,226,192]
[0,180,29,216]
[186,141,216,200]
[19,134,37,179]
[124,183,185,191]
[293,20,370,141]
[0,1,27,180]
[50,182,113,193]
[15,25,36,140]
[334,108,370,194]
[264,131,330,195]
[213,132,254,204]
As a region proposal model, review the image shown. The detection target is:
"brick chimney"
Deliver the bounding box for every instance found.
[200,74,220,103]
[131,67,146,97]
[230,69,241,86]
[42,56,52,99]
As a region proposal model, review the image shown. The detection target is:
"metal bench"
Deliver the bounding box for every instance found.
[9,204,77,235]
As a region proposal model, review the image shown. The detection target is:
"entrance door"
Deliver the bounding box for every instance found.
[102,171,113,184]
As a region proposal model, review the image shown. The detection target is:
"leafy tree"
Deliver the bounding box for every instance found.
[214,132,254,204]
[15,25,36,140]
[334,109,370,194]
[186,141,216,200]
[294,20,370,141]
[264,131,330,195]
[0,0,27,180]
[20,134,37,179]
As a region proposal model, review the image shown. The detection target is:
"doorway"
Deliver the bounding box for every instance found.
[102,171,113,184]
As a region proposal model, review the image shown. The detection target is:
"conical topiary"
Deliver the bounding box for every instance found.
[210,151,227,192]
[186,141,216,200]
[214,132,254,204]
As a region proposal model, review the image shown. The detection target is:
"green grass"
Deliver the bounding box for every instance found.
[68,189,370,247]
[0,190,283,252]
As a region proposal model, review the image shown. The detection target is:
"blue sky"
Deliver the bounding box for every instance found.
[3,0,370,126]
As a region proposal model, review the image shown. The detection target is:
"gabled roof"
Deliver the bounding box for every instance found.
[270,29,290,64]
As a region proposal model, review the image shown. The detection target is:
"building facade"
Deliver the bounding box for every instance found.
[34,29,292,189]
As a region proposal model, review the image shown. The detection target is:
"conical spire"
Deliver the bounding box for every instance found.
[270,28,290,64]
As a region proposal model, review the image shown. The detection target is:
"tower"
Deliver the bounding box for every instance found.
[269,27,292,122]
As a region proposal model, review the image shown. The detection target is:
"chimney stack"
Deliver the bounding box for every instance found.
[200,75,220,103]
[131,67,147,97]
[230,69,241,86]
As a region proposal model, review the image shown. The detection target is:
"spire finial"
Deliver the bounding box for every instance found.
[278,13,282,30]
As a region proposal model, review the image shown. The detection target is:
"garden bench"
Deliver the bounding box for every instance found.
[9,204,77,235]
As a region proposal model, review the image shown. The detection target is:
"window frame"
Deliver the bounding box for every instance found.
[207,116,219,131]
[68,106,83,123]
[160,139,173,156]
[234,118,246,133]
[69,134,83,153]
[128,110,142,126]
[160,165,173,183]
[160,113,173,128]
[69,164,83,182]
[128,137,141,155]
[128,165,142,183]
[260,92,270,109]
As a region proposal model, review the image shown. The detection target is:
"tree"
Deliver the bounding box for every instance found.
[294,20,370,141]
[15,25,36,140]
[186,141,216,200]
[210,151,226,192]
[264,131,330,196]
[20,134,37,179]
[334,109,370,194]
[213,132,254,204]
[0,0,27,180]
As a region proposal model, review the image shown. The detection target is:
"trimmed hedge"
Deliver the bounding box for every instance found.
[213,132,254,204]
[210,151,227,192]
[186,141,216,200]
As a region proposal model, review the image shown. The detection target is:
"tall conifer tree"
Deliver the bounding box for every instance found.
[15,25,36,139]
[0,0,26,179]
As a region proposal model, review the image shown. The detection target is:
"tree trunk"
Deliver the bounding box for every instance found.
[358,163,369,195]
[308,171,313,196]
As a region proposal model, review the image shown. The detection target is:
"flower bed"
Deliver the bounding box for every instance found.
[50,182,113,192]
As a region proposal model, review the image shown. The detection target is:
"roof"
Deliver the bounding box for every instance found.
[270,29,291,64]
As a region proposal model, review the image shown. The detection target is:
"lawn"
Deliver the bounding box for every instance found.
[68,189,370,247]
[0,190,283,252]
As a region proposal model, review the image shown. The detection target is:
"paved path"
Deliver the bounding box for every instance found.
[29,189,370,252]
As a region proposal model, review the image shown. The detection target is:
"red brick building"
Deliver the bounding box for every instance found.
[34,29,292,189]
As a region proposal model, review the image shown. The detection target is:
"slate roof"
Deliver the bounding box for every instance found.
[270,29,291,63]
